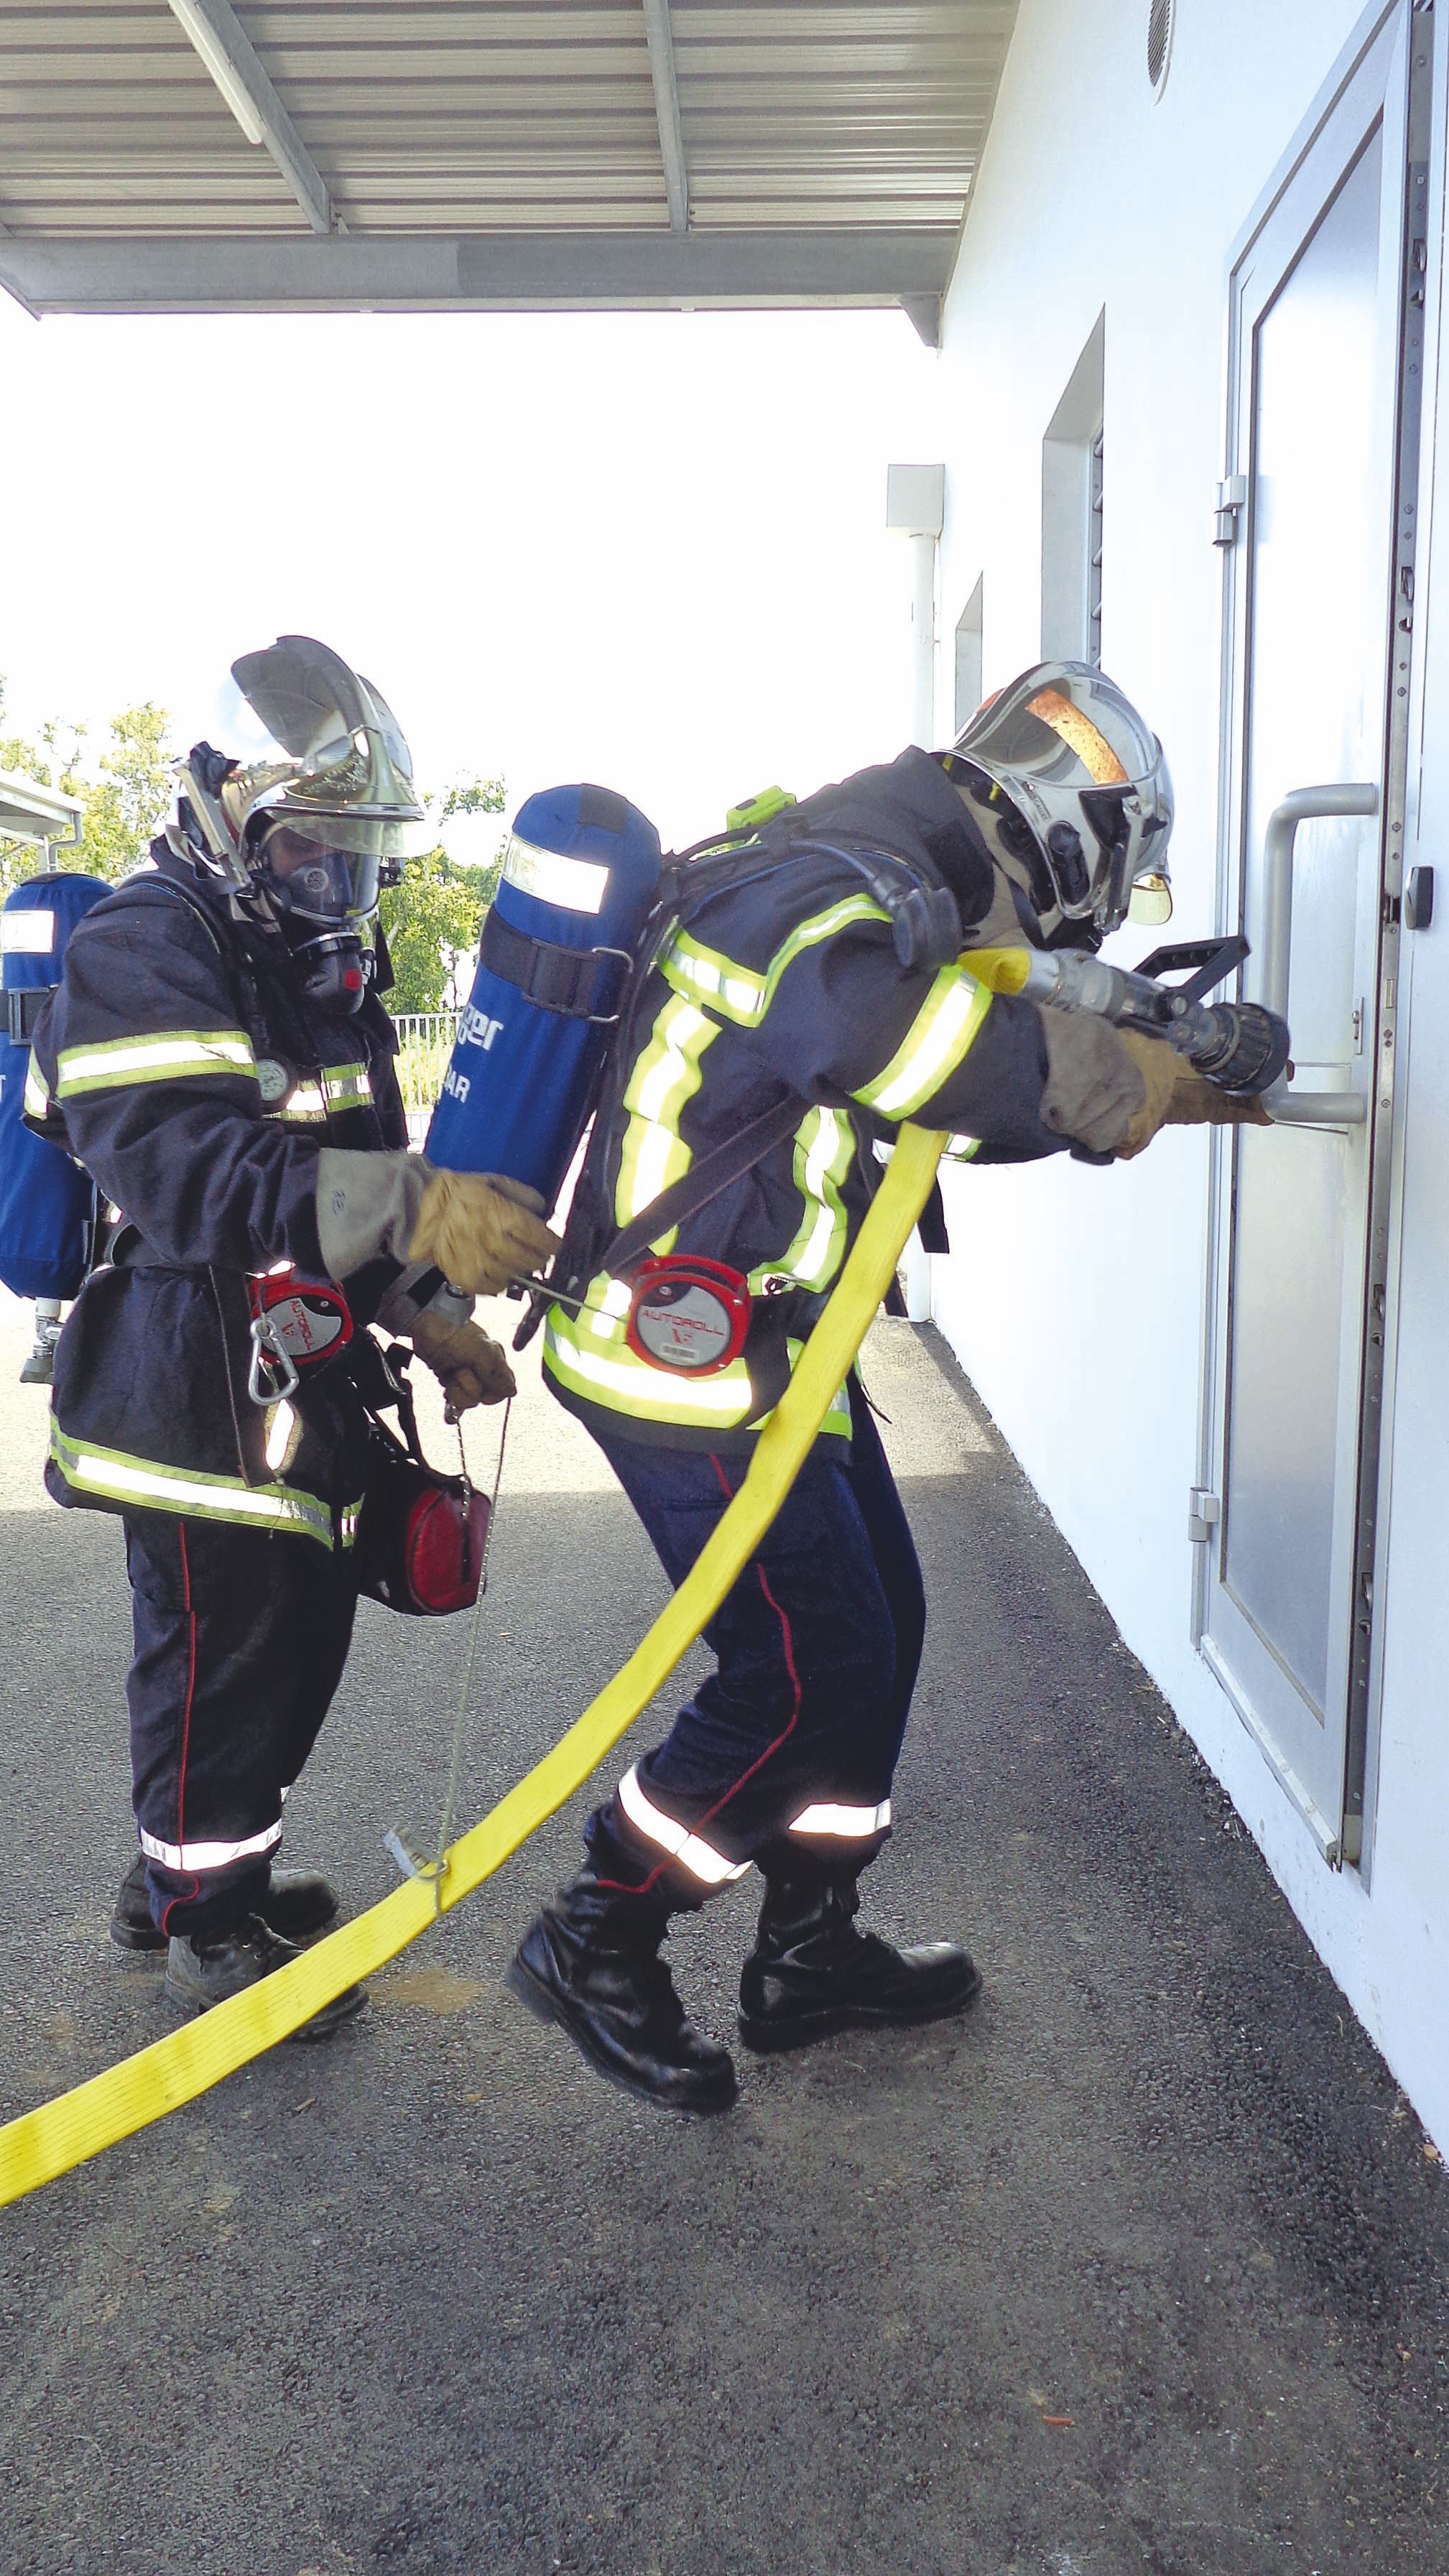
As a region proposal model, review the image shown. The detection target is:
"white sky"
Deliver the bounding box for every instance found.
[0,295,942,856]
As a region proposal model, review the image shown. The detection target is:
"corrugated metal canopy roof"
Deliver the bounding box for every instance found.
[0,768,83,849]
[0,2,1017,342]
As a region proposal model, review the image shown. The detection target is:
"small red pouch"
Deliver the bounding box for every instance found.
[351,1343,491,1618]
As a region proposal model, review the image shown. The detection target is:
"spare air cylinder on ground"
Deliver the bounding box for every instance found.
[426,784,661,1214]
[0,873,111,1299]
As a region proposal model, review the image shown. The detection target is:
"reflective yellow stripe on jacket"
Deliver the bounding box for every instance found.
[612,993,719,1256]
[262,1062,374,1124]
[542,1309,851,1439]
[54,1028,257,1100]
[747,1105,855,1296]
[48,1423,355,1549]
[660,892,889,1029]
[852,968,992,1119]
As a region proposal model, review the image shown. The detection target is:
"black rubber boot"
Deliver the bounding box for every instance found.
[111,1852,339,1952]
[507,1866,737,2115]
[737,1864,981,2054]
[164,1916,366,2042]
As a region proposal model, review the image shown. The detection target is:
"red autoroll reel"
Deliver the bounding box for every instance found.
[247,1269,354,1368]
[624,1255,752,1376]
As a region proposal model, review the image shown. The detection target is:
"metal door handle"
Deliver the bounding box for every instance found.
[1259,784,1379,1127]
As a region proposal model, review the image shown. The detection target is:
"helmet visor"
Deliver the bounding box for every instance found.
[955,666,1155,784]
[257,824,388,925]
[954,662,1172,932]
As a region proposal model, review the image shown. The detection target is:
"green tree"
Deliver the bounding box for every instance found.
[76,703,173,879]
[0,685,172,895]
[0,677,88,894]
[379,774,507,1015]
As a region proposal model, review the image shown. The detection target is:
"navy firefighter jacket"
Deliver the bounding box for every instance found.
[24,839,407,1549]
[543,747,1066,1452]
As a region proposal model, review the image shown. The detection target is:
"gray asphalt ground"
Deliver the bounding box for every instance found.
[0,1287,1445,2576]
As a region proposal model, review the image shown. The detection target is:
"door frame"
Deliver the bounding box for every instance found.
[1193,0,1435,1871]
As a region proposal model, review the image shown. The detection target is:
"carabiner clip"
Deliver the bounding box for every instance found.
[247,1307,301,1409]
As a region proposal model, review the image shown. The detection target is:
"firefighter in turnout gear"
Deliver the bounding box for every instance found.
[26,638,557,2037]
[509,664,1256,2112]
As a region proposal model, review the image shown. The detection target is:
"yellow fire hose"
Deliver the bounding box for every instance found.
[0,1123,947,2209]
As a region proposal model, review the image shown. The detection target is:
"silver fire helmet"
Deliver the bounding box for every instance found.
[177,635,430,909]
[952,662,1174,937]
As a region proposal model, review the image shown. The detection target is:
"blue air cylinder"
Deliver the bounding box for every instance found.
[425,784,662,1214]
[0,872,111,1299]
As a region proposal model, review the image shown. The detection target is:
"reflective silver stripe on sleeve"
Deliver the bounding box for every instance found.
[789,1800,892,1837]
[139,1818,284,1874]
[616,1766,751,1886]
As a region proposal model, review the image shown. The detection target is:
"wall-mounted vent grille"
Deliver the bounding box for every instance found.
[1147,0,1175,93]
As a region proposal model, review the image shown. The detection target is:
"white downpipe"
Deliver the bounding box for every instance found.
[904,537,938,1314]
[885,468,945,1321]
[907,527,938,751]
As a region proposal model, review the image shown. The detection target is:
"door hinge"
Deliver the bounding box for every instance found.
[1188,1488,1221,1542]
[1213,476,1248,545]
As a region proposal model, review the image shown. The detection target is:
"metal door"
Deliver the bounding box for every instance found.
[1198,7,1427,1864]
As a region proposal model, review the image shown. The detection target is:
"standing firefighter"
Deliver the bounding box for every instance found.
[26,637,557,2036]
[504,664,1268,2112]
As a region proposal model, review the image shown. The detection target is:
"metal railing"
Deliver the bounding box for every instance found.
[388,1009,460,1116]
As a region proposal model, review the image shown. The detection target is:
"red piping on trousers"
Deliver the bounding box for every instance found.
[598,1452,804,1899]
[158,1521,201,1938]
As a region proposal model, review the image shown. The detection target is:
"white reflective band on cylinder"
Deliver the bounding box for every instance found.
[139,1817,283,1873]
[502,831,608,915]
[617,1765,751,1886]
[789,1800,892,1838]
[1,909,55,954]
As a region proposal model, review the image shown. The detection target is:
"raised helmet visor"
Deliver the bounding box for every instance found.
[953,660,1175,935]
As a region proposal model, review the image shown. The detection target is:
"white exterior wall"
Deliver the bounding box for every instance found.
[930,0,1449,2146]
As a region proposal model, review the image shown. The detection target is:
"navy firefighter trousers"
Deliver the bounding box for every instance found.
[123,1511,360,1940]
[585,1375,925,1905]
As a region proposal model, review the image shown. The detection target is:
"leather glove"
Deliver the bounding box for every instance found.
[411,1310,515,1411]
[408,1169,560,1297]
[1160,1070,1274,1131]
[1116,1033,1273,1158]
[1039,1011,1147,1154]
[1114,1030,1185,1157]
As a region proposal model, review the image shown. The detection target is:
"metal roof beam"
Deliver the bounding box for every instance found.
[641,0,689,234]
[166,0,333,236]
[0,229,953,317]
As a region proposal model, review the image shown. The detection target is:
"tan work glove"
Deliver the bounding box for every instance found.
[1116,1032,1273,1159]
[1039,1011,1147,1154]
[411,1310,516,1412]
[1160,1069,1274,1131]
[1114,1030,1184,1157]
[408,1169,560,1297]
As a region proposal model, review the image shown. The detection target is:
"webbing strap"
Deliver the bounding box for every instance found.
[5,985,55,1044]
[480,907,629,1021]
[601,1094,805,1276]
[0,1123,946,2209]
